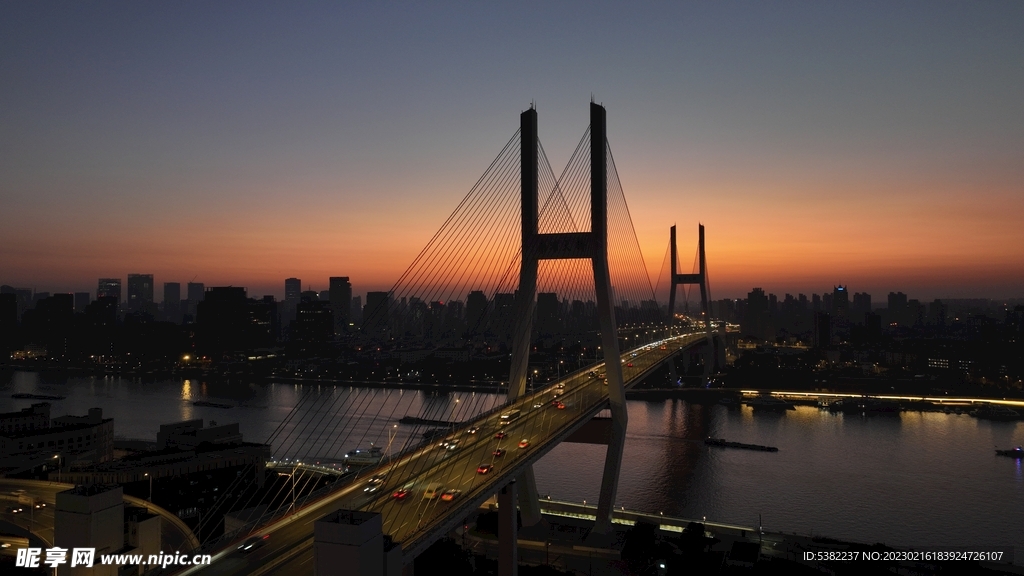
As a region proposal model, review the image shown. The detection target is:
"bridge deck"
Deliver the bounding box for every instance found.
[186,333,707,576]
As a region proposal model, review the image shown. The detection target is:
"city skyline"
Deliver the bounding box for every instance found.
[2,3,1023,301]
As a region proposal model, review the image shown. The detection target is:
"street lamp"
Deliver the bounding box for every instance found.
[144,472,153,502]
[386,424,398,463]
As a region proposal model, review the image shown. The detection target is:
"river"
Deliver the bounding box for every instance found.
[3,370,1022,562]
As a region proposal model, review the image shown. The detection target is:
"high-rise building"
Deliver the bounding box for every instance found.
[329,277,352,333]
[888,291,908,326]
[537,292,560,336]
[74,292,91,314]
[742,288,771,341]
[126,274,154,311]
[185,282,204,320]
[363,292,391,335]
[813,312,832,348]
[852,292,872,324]
[832,285,849,318]
[349,296,362,325]
[466,290,487,336]
[97,278,122,302]
[285,278,301,303]
[928,299,947,327]
[163,282,181,323]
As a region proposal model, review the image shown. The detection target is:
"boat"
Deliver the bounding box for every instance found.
[745,396,795,411]
[705,438,779,452]
[343,446,384,466]
[971,405,1021,421]
[996,447,1024,458]
[192,400,233,409]
[12,393,66,400]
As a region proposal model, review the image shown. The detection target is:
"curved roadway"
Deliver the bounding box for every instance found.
[183,333,706,576]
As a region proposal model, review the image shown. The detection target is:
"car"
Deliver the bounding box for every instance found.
[364,484,381,493]
[552,398,561,406]
[627,362,633,367]
[33,502,46,509]
[367,474,386,485]
[494,431,507,439]
[446,441,459,451]
[660,345,667,350]
[423,483,443,500]
[555,382,565,390]
[492,448,506,457]
[392,488,411,500]
[6,506,23,514]
[477,464,493,474]
[630,352,637,357]
[556,402,566,410]
[518,439,530,449]
[533,402,543,409]
[467,426,480,434]
[440,489,462,502]
[237,535,269,554]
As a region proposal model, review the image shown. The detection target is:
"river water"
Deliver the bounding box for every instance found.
[3,370,1022,561]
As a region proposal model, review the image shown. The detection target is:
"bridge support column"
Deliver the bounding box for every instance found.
[589,102,627,538]
[498,481,518,576]
[516,465,542,527]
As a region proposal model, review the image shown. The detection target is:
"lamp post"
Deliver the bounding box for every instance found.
[385,424,398,464]
[144,472,153,502]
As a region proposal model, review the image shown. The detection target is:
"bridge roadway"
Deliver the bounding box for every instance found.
[185,333,707,576]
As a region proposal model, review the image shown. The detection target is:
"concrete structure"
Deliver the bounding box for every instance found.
[313,510,401,576]
[0,402,50,434]
[55,484,124,576]
[667,224,716,377]
[0,405,114,476]
[156,420,243,449]
[127,274,154,312]
[97,278,122,302]
[504,104,627,567]
[126,506,162,573]
[329,276,352,333]
[163,282,182,323]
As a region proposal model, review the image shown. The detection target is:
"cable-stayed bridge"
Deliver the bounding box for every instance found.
[180,103,720,576]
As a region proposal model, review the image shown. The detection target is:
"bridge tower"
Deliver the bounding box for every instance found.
[505,103,627,542]
[667,224,716,376]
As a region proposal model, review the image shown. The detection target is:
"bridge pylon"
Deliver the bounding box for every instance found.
[506,103,627,540]
[667,224,716,376]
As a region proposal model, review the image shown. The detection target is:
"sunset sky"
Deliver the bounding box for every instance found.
[2,2,1022,302]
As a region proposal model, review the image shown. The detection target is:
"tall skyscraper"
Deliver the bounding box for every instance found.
[743,288,771,341]
[537,292,560,336]
[285,278,301,303]
[466,290,487,336]
[163,282,181,323]
[329,277,352,333]
[74,292,91,314]
[97,278,122,302]
[126,274,154,311]
[831,285,849,318]
[185,282,204,320]
[363,291,390,335]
